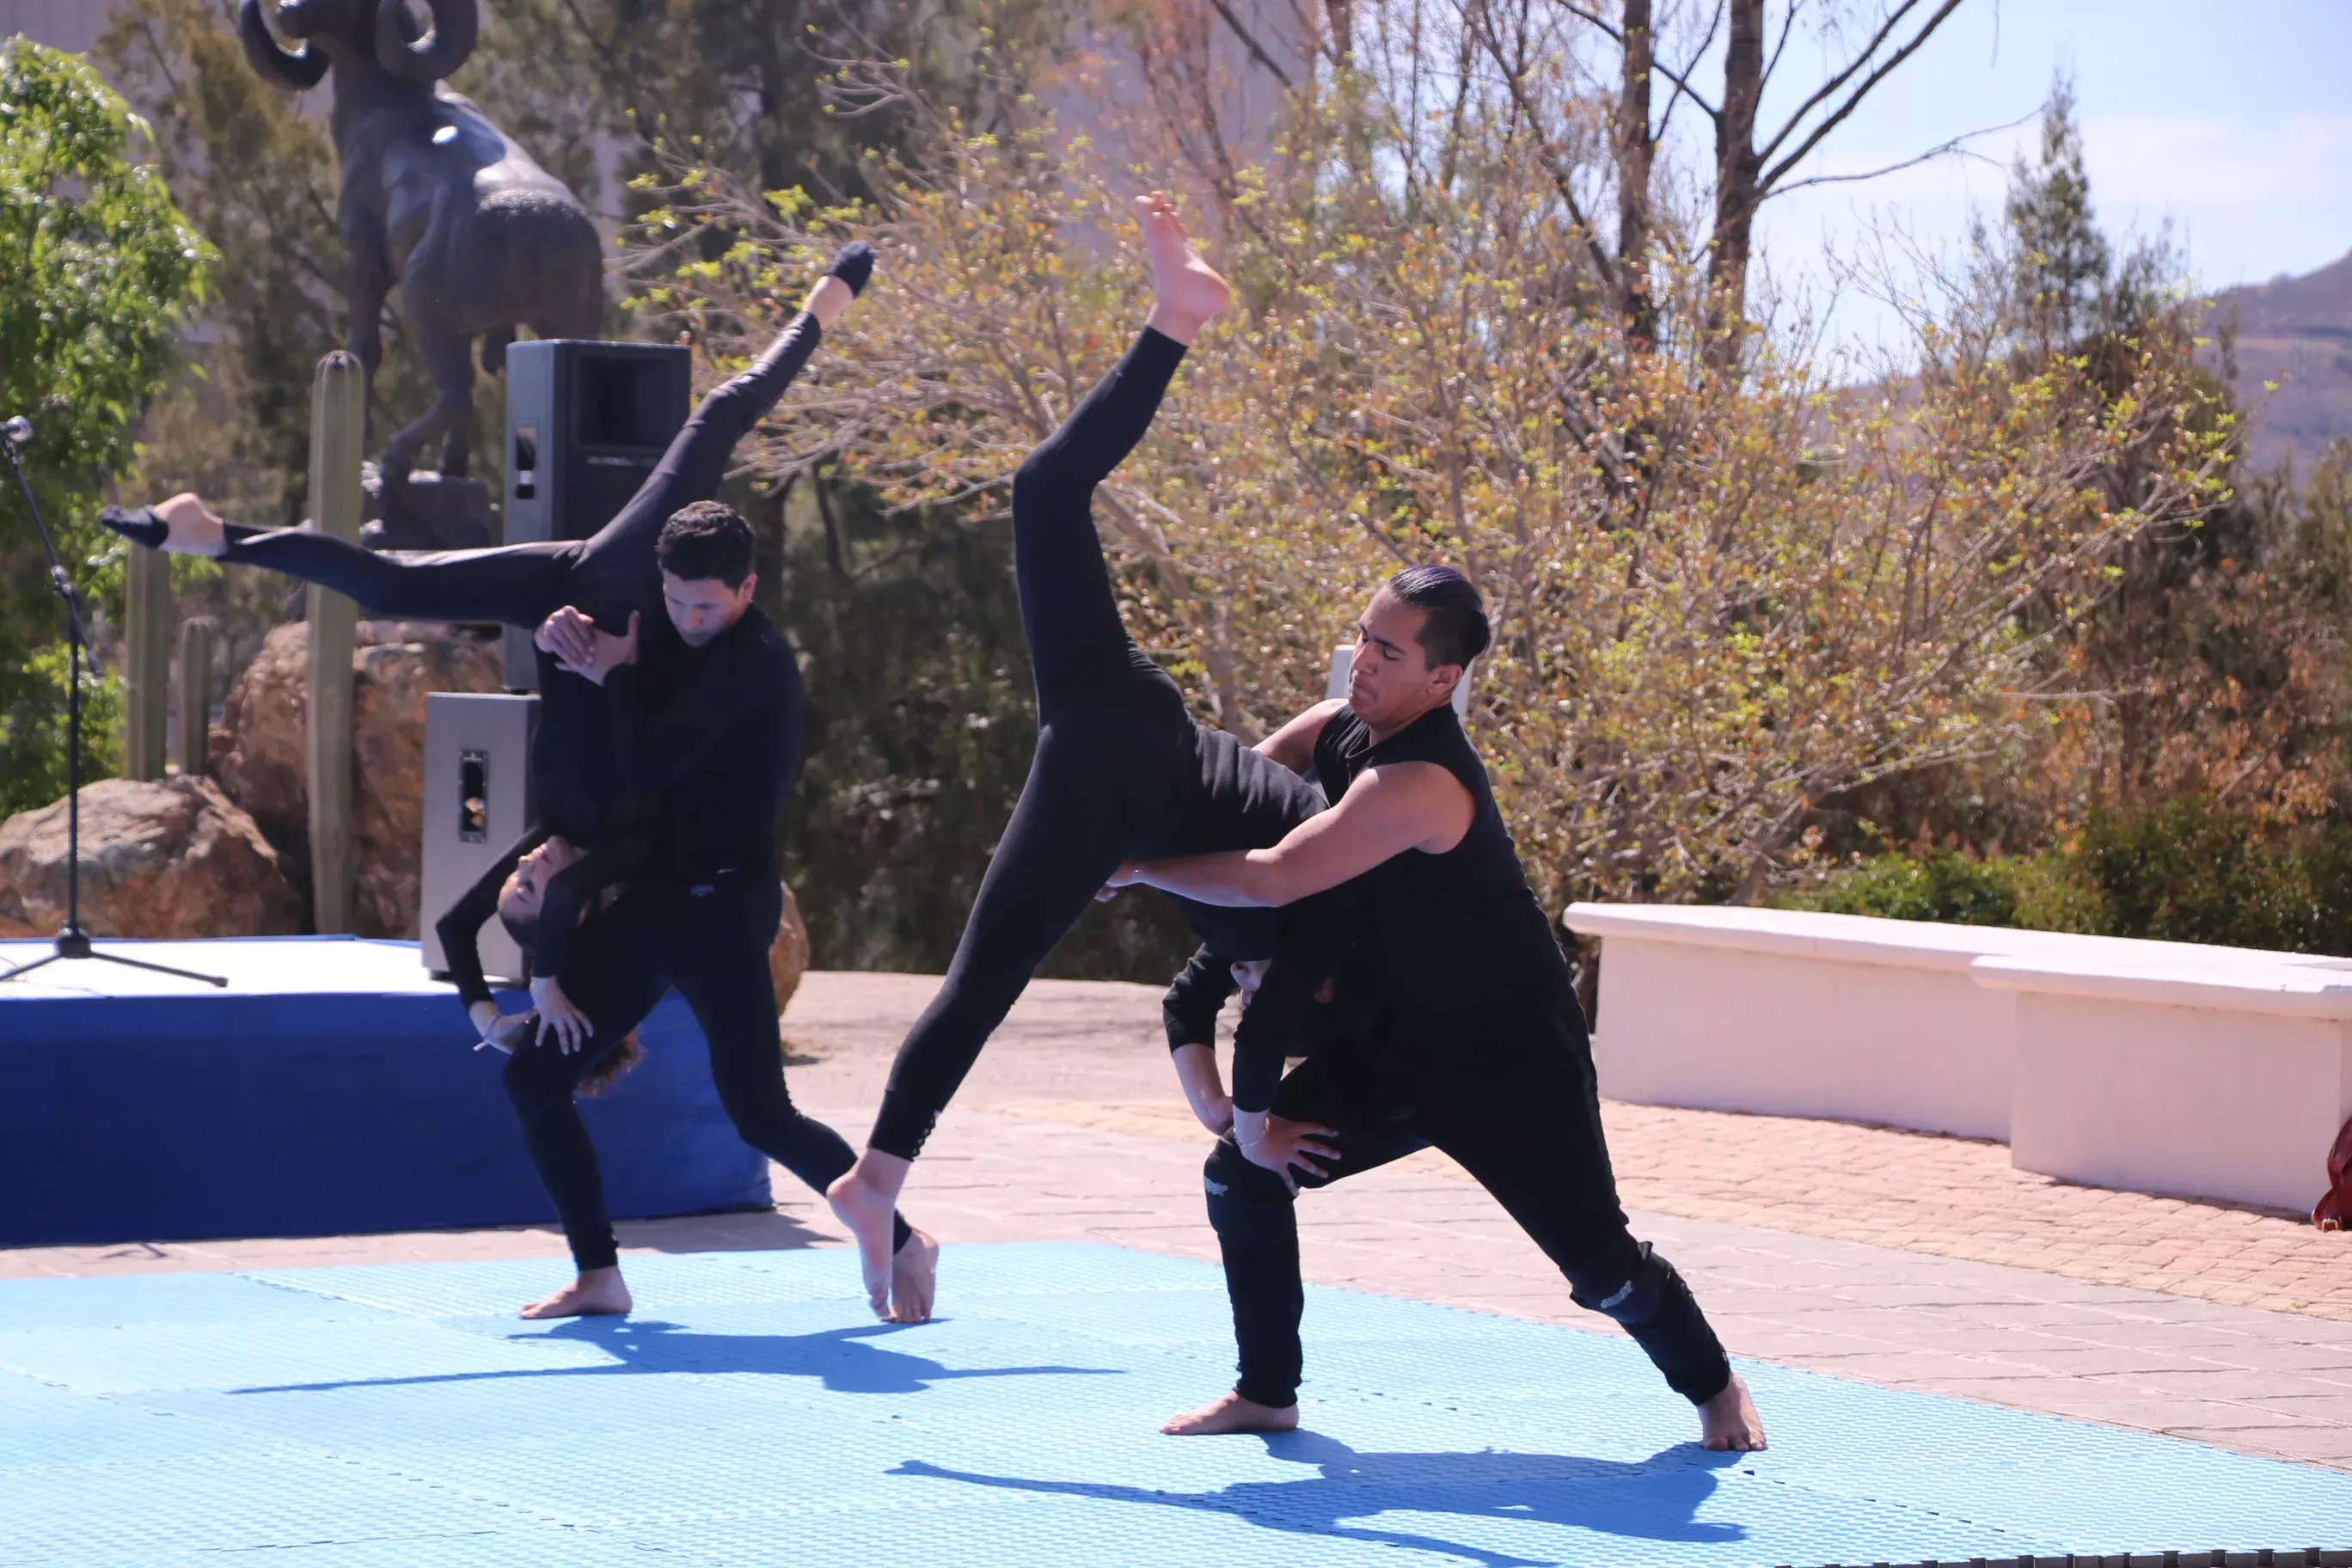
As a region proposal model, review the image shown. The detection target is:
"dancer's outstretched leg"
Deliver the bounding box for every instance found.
[828,194,1230,1316]
[102,243,877,628]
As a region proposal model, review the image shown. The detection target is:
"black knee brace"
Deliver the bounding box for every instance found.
[1571,1243,1730,1406]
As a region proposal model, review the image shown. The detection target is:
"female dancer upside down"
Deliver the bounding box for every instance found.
[825,195,1332,1313]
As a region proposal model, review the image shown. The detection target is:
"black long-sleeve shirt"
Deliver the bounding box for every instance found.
[433,608,804,1009]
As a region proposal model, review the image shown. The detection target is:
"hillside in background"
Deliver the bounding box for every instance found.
[2206,249,2352,475]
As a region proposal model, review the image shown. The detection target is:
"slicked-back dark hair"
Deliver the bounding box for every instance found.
[658,500,756,588]
[1385,564,1490,671]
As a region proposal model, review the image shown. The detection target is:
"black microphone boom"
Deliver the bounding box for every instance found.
[0,417,223,987]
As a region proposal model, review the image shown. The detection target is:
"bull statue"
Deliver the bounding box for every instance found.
[237,0,603,499]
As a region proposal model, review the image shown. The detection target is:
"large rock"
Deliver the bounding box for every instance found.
[211,621,500,939]
[0,776,300,940]
[771,882,812,1013]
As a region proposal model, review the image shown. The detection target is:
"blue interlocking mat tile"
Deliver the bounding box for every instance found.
[0,1241,2346,1568]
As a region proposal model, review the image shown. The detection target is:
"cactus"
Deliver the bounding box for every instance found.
[120,546,172,781]
[305,351,364,934]
[175,617,214,778]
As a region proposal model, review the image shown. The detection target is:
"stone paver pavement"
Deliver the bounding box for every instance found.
[8,971,2352,1473]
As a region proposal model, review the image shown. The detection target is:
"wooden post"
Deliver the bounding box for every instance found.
[175,617,213,778]
[121,546,171,780]
[305,351,365,934]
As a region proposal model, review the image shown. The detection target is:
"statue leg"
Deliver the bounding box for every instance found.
[383,317,474,486]
[438,337,474,479]
[342,211,392,446]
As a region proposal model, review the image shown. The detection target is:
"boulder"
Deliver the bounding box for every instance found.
[770,882,812,1013]
[0,776,300,940]
[211,621,500,938]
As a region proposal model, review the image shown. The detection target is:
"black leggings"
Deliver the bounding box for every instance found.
[215,315,822,628]
[501,872,907,1271]
[869,329,1200,1158]
[1205,1008,1731,1411]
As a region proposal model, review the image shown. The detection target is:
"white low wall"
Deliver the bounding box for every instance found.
[1566,902,2352,1210]
[1978,957,2352,1212]
[1569,904,2024,1139]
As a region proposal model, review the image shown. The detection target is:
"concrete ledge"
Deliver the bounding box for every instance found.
[1569,901,2352,1210]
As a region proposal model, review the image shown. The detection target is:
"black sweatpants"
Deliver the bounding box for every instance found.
[869,328,1201,1158]
[1205,1007,1731,1411]
[212,315,822,629]
[500,870,897,1271]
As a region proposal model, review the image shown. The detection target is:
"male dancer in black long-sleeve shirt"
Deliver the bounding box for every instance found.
[1114,567,1767,1452]
[455,505,932,1322]
[109,248,935,1318]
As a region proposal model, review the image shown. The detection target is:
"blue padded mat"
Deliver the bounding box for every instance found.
[0,1243,2346,1568]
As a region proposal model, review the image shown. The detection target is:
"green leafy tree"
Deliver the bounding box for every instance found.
[0,40,209,815]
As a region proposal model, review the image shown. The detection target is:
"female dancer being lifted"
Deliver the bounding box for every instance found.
[825,196,1329,1312]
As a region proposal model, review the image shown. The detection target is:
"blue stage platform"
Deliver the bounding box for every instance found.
[0,1242,2346,1567]
[0,938,768,1246]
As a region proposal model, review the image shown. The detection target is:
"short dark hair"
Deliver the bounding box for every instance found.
[658,500,756,588]
[1385,564,1490,670]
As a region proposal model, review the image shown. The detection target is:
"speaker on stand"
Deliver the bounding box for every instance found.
[498,340,693,690]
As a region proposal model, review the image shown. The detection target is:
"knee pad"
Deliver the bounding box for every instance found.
[1570,1242,1683,1328]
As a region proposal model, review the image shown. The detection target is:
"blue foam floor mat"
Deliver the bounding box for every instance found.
[1,1243,2346,1567]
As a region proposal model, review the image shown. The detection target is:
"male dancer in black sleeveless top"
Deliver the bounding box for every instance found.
[1112,567,1767,1452]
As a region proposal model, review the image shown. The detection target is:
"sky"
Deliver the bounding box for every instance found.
[1719,0,2352,355]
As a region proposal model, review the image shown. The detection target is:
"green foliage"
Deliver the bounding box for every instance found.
[0,39,208,815]
[1785,798,2352,957]
[1779,851,2023,928]
[774,473,1194,982]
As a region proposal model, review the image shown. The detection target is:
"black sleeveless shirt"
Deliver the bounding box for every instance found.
[1312,703,1573,1026]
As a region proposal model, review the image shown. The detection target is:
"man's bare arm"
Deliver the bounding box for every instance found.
[1124,761,1473,907]
[1255,698,1346,773]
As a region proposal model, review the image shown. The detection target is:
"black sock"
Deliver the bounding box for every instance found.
[98,505,168,549]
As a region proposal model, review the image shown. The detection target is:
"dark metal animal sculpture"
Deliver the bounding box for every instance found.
[237,0,603,492]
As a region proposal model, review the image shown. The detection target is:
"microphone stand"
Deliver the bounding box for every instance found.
[0,418,224,987]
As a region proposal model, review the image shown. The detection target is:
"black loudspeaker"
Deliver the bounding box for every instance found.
[499,340,693,688]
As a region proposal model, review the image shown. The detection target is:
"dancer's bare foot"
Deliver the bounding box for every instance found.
[890,1226,940,1325]
[153,493,226,557]
[827,1153,910,1320]
[1136,191,1229,346]
[1161,1391,1299,1436]
[518,1265,632,1320]
[1699,1372,1767,1451]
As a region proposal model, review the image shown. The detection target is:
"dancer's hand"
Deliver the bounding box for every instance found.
[556,612,639,687]
[530,975,592,1053]
[1234,1108,1338,1194]
[536,606,596,667]
[1095,861,1147,900]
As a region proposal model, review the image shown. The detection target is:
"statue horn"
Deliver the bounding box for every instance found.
[237,0,328,91]
[375,0,478,82]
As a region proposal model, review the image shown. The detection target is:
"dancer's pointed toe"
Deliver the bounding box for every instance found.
[99,505,169,550]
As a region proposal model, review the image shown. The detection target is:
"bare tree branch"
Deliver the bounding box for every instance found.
[1756,0,1969,187]
[1207,0,1296,89]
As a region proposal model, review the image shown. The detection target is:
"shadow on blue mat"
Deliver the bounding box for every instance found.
[233,1318,1122,1398]
[898,1430,1745,1568]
